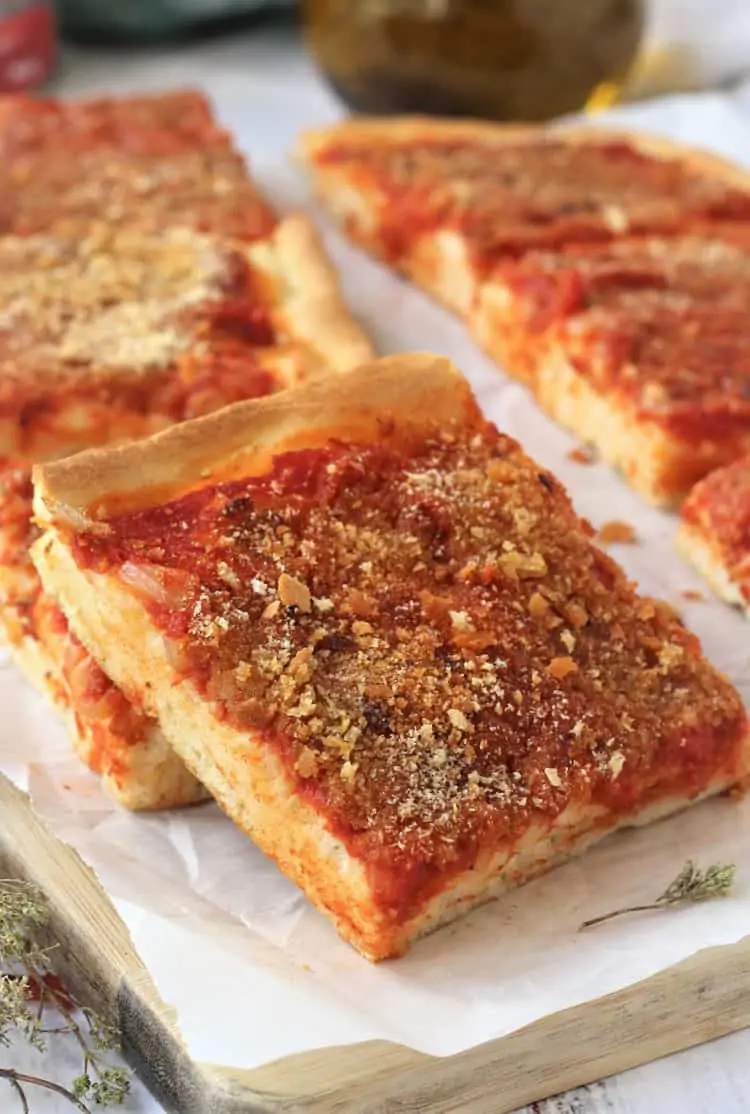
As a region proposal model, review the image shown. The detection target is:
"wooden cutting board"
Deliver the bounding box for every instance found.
[2,775,750,1114]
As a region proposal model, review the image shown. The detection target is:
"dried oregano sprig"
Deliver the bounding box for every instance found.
[0,879,130,1111]
[580,860,736,930]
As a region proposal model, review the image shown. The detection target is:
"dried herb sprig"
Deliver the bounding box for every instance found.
[0,879,130,1111]
[580,860,736,930]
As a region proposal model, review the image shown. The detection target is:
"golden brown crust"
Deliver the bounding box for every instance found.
[34,354,468,521]
[248,214,373,374]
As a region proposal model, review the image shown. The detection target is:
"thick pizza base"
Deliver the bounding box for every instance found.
[0,613,206,810]
[0,529,206,809]
[32,357,750,958]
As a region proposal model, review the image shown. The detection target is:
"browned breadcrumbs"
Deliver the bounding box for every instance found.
[597,520,638,545]
[567,446,595,465]
[74,425,746,876]
[681,588,706,602]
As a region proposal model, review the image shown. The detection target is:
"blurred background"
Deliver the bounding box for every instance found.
[2,1,750,120]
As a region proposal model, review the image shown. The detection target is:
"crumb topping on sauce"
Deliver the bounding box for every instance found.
[317,137,750,266]
[0,226,280,454]
[71,427,747,881]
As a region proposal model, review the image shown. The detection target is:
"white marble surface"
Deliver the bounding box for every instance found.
[2,20,750,1114]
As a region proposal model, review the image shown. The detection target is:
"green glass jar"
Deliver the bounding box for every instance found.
[303,0,645,122]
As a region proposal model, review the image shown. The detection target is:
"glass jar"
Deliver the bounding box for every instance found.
[303,0,645,122]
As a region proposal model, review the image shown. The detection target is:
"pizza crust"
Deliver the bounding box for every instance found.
[247,214,374,374]
[33,355,750,958]
[33,354,468,521]
[676,520,747,614]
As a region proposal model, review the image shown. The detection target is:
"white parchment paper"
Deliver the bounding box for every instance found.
[2,84,750,1073]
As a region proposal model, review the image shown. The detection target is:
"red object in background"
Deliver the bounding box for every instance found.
[0,2,56,92]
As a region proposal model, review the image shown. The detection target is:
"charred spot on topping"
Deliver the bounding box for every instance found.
[363,700,392,736]
[538,473,554,492]
[318,633,356,652]
[225,495,254,518]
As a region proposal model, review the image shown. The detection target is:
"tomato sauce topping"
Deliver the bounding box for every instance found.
[70,429,746,912]
[495,234,750,441]
[317,137,750,269]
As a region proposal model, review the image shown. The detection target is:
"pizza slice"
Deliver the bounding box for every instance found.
[0,90,373,810]
[299,117,750,316]
[472,231,750,506]
[677,455,750,615]
[32,355,748,958]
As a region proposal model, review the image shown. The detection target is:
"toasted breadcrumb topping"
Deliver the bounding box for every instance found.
[73,428,747,878]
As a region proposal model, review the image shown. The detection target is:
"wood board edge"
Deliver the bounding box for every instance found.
[2,773,750,1113]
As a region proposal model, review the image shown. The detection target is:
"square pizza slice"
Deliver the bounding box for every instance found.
[0,89,276,241]
[32,355,749,958]
[471,231,750,506]
[0,89,373,810]
[299,118,750,317]
[677,455,750,615]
